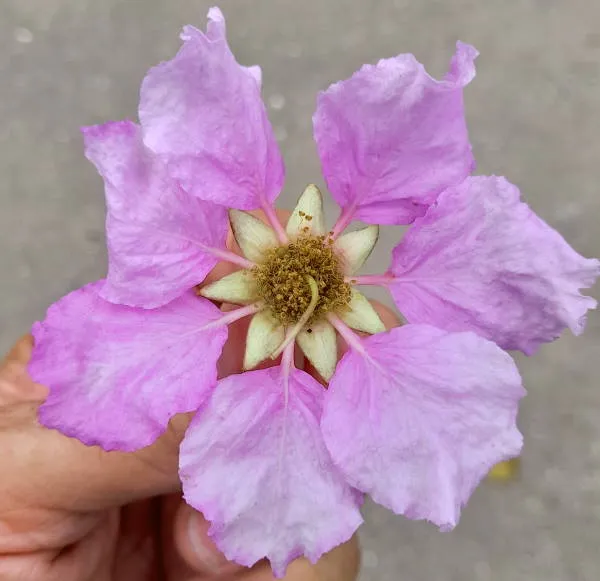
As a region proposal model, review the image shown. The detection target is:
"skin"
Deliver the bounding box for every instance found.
[0,211,399,580]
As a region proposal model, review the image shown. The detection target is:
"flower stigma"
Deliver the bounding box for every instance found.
[270,275,319,359]
[252,234,352,327]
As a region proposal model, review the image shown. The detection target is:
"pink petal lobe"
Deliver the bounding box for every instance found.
[139,8,284,210]
[83,120,228,309]
[179,366,362,577]
[29,282,227,452]
[321,325,524,529]
[388,176,600,354]
[314,42,477,225]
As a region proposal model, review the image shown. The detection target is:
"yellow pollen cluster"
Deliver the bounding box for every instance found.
[253,235,352,326]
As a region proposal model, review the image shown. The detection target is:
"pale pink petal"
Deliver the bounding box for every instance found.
[29,282,227,452]
[321,325,524,530]
[139,8,284,210]
[314,42,477,225]
[83,120,228,308]
[180,366,362,577]
[200,7,262,86]
[388,176,600,354]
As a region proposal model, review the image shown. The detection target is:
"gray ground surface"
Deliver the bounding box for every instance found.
[2,1,600,579]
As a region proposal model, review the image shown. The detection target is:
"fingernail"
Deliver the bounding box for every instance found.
[187,513,230,573]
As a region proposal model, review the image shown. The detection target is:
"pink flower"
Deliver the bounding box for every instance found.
[29,7,599,577]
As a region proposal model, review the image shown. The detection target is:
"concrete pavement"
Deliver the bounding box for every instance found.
[2,1,600,579]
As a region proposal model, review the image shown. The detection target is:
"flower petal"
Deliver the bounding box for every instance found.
[199,270,258,304]
[180,366,362,576]
[243,310,285,370]
[139,8,284,210]
[388,176,600,354]
[321,325,524,529]
[229,210,279,263]
[314,42,477,225]
[286,184,326,238]
[339,289,386,334]
[335,226,379,274]
[82,120,228,309]
[29,282,227,452]
[202,7,262,88]
[296,320,338,380]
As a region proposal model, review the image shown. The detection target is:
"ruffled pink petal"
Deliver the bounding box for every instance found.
[321,325,524,530]
[180,366,362,577]
[388,176,600,354]
[139,7,284,210]
[29,281,227,452]
[202,7,262,87]
[314,42,477,225]
[83,120,228,308]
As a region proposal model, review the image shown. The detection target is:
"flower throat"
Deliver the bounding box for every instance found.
[253,235,352,326]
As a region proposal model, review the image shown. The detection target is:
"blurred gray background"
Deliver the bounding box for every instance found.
[1,0,600,579]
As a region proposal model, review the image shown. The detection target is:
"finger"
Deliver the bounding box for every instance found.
[0,510,120,581]
[165,499,244,580]
[237,536,360,581]
[0,335,48,406]
[167,499,360,581]
[0,213,296,512]
[0,337,188,511]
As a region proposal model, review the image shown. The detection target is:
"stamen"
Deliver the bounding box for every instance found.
[327,313,366,355]
[270,276,319,359]
[201,246,256,270]
[198,302,263,332]
[152,227,255,269]
[262,203,289,244]
[330,204,357,239]
[346,274,394,286]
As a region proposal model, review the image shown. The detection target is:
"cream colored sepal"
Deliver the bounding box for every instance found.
[296,320,338,381]
[286,184,326,239]
[339,288,386,334]
[335,225,379,274]
[199,270,258,304]
[229,209,279,263]
[243,310,285,370]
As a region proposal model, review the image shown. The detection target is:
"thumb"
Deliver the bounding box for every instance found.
[168,499,361,581]
[166,499,244,579]
[1,335,189,511]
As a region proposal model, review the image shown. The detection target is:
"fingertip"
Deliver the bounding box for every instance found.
[4,335,34,365]
[173,501,243,577]
[1,335,48,405]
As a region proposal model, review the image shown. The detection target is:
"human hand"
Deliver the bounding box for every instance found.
[0,207,398,580]
[0,334,362,580]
